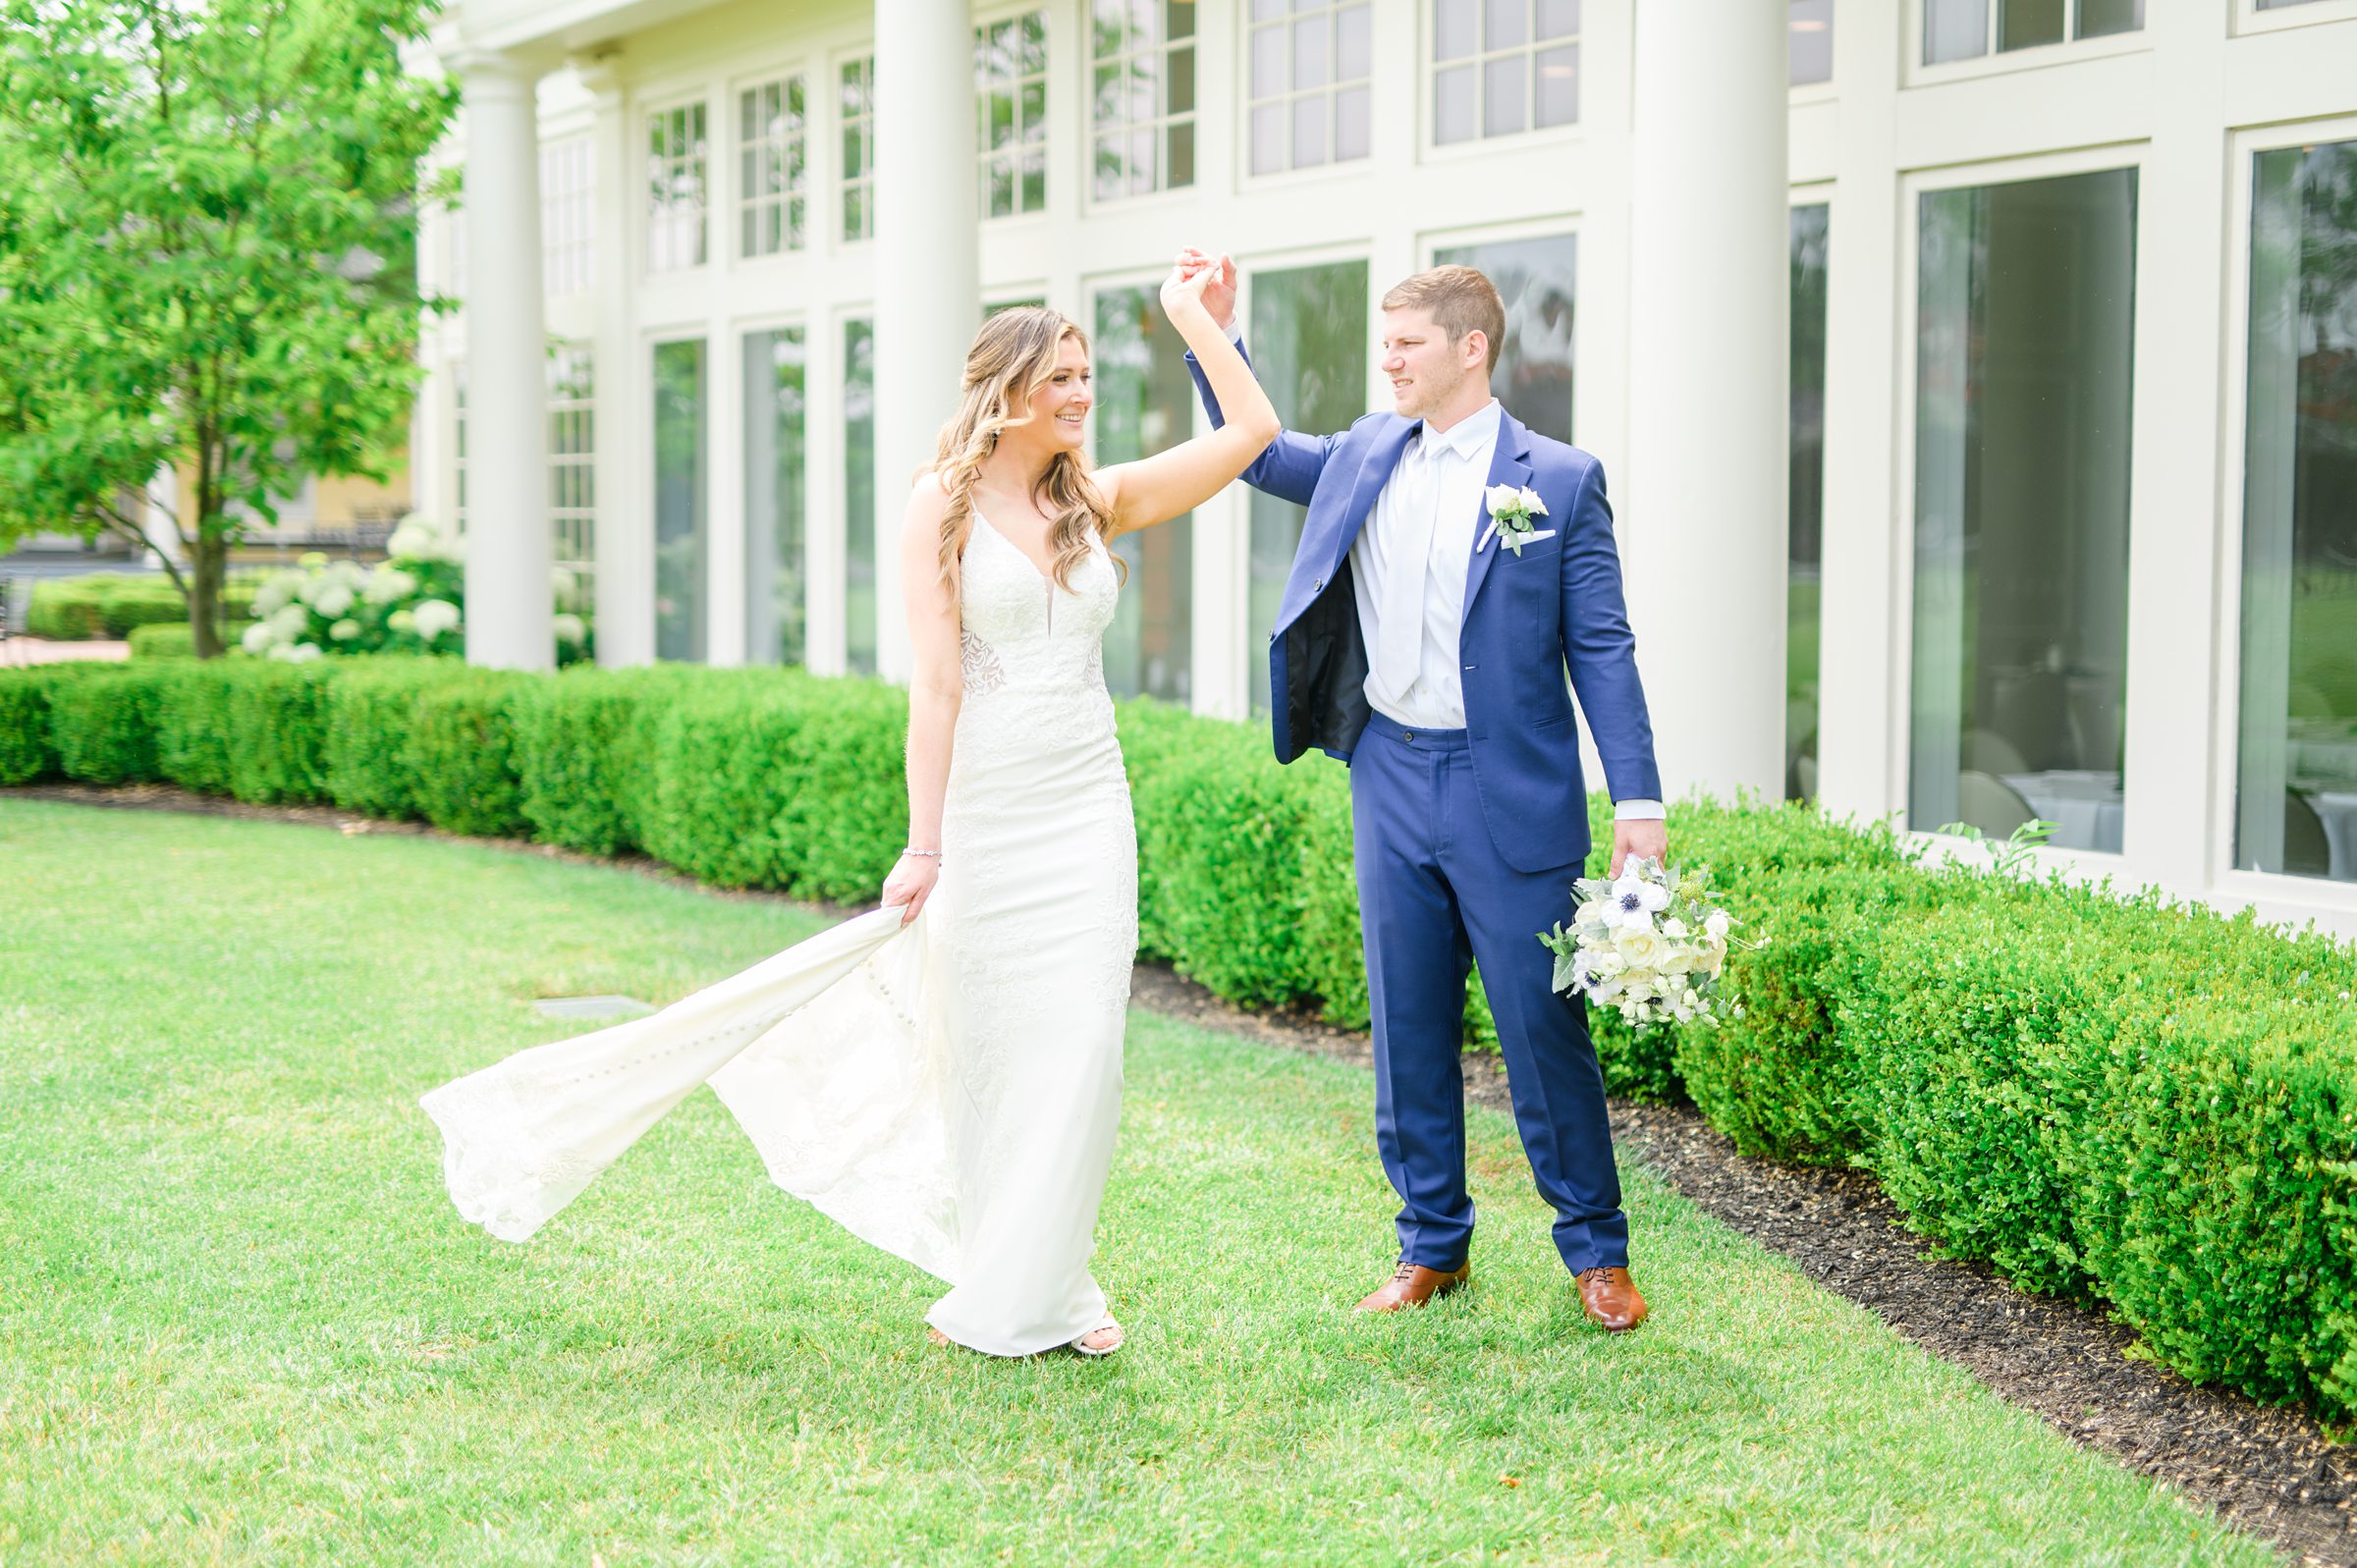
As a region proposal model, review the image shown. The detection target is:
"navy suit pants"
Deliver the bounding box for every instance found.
[1350,711,1629,1275]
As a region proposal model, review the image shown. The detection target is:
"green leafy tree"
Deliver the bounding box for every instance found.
[0,0,455,655]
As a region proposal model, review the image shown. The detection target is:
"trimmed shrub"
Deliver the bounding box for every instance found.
[226,662,333,804]
[150,662,239,795]
[324,659,457,820]
[510,667,692,857]
[0,667,63,784]
[405,672,530,838]
[44,665,163,784]
[27,573,257,641]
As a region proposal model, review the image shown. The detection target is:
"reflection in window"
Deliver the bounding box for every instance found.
[647,103,708,272]
[1787,206,1829,801]
[1092,0,1196,199]
[652,339,708,663]
[744,327,807,667]
[977,12,1049,218]
[1789,0,1833,85]
[1094,287,1194,703]
[542,136,595,294]
[1246,0,1372,176]
[1923,0,2139,64]
[841,56,876,243]
[2238,141,2357,883]
[740,76,807,258]
[1433,0,1578,145]
[1433,231,1574,447]
[1912,169,2137,852]
[548,346,596,581]
[845,317,877,676]
[1246,259,1368,714]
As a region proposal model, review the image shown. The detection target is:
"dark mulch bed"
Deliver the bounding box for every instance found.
[1128,962,2357,1568]
[16,783,2356,1562]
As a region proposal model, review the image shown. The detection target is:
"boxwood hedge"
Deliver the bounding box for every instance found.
[4,657,2353,1426]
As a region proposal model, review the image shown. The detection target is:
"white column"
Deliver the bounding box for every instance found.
[1620,4,1788,802]
[578,57,651,667]
[453,51,554,671]
[872,0,979,683]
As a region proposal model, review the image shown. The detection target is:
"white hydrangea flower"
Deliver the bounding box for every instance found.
[313,583,355,620]
[552,613,586,645]
[240,622,276,654]
[363,566,418,605]
[269,604,310,638]
[328,618,362,642]
[286,642,323,663]
[250,571,301,618]
[411,598,462,641]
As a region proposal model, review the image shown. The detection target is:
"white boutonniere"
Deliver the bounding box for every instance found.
[1479,483,1549,555]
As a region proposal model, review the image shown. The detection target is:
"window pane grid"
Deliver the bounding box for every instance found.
[1922,0,2142,65]
[646,103,708,272]
[1091,0,1196,200]
[841,56,876,243]
[547,346,596,580]
[739,75,807,258]
[541,136,595,295]
[1246,1,1372,176]
[1432,0,1577,146]
[977,11,1050,218]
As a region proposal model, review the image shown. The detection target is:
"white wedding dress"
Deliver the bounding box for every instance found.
[420,511,1139,1357]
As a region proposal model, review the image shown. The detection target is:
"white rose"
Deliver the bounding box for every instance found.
[1662,917,1688,941]
[1705,910,1731,942]
[1615,924,1668,971]
[1516,484,1547,516]
[1485,482,1522,514]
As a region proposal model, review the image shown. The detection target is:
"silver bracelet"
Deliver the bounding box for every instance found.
[901,847,942,859]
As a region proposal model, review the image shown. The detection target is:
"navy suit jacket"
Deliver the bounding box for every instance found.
[1189,346,1662,873]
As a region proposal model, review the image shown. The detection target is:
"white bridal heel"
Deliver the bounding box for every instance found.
[1069,1316,1124,1357]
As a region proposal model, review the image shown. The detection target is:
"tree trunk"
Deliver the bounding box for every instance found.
[189,533,228,658]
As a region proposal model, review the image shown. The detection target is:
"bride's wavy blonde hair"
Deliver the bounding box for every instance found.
[930,306,1119,598]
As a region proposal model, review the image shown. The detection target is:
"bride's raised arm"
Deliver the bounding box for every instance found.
[1094,262,1281,536]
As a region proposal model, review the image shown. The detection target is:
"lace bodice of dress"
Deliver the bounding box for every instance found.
[958,513,1118,702]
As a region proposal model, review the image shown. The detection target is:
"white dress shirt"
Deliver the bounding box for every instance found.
[1224,319,1661,822]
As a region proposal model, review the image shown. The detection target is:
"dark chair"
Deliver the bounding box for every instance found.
[2284,788,2331,879]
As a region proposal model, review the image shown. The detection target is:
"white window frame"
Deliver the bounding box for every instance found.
[838,52,877,244]
[1423,0,1581,158]
[1905,0,2150,87]
[1890,142,2151,874]
[548,344,596,575]
[2207,112,2357,920]
[645,96,710,274]
[541,135,595,296]
[1241,0,1375,184]
[2236,0,2357,33]
[976,7,1050,220]
[737,72,809,260]
[1087,0,1197,205]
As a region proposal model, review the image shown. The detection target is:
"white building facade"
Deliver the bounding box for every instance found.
[417,0,2357,936]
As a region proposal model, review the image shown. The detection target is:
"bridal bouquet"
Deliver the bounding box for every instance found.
[1539,857,1753,1029]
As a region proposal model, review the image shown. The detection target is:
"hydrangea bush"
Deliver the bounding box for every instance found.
[237,514,591,665]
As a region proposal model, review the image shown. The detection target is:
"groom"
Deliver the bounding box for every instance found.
[1181,253,1664,1332]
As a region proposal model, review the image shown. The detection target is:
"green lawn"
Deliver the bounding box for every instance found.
[0,799,2267,1567]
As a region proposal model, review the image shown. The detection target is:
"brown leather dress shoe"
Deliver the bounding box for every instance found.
[1576,1267,1648,1332]
[1356,1259,1473,1313]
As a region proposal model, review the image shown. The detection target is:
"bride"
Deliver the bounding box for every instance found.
[420,258,1279,1359]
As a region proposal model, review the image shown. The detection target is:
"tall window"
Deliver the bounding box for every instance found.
[978,12,1049,218]
[652,339,708,662]
[1094,285,1195,702]
[1433,0,1578,145]
[740,76,808,258]
[1246,259,1368,714]
[647,103,708,272]
[744,327,808,667]
[1912,169,2137,851]
[1789,0,1833,85]
[1091,0,1196,199]
[841,56,876,243]
[1924,0,2142,64]
[1433,232,1575,446]
[2238,140,2357,883]
[844,317,878,676]
[548,346,595,578]
[1787,205,1830,801]
[1246,0,1372,177]
[541,136,595,295]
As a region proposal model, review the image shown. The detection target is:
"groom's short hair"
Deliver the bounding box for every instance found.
[1382,265,1506,374]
